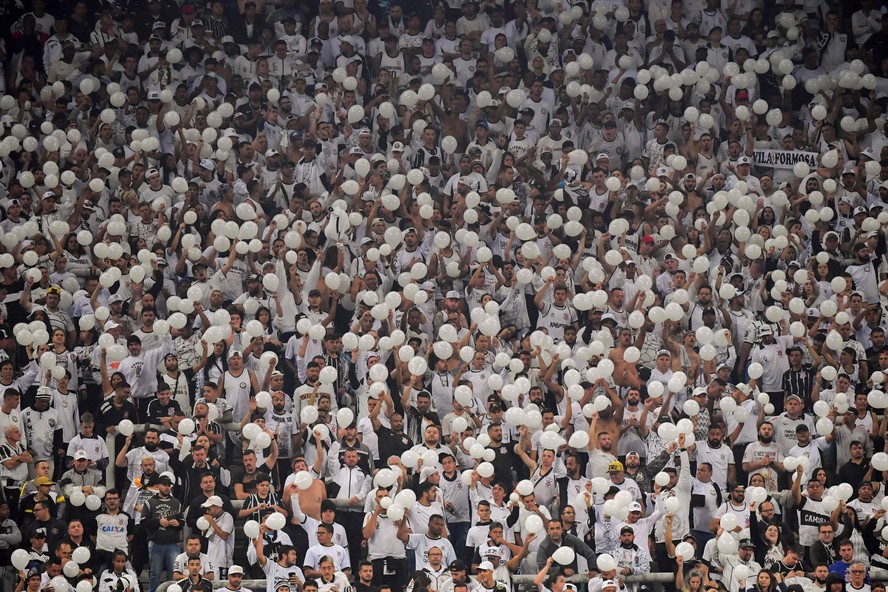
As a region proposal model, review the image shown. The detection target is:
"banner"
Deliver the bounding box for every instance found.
[752,149,819,170]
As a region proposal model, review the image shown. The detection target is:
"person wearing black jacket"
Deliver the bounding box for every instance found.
[534,517,597,574]
[142,474,184,592]
[184,471,236,531]
[370,393,413,463]
[808,523,840,571]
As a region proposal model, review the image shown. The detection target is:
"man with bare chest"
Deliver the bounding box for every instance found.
[284,455,327,519]
[609,327,644,389]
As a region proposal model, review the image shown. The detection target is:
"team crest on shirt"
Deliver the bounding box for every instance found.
[48,419,56,428]
[240,382,247,388]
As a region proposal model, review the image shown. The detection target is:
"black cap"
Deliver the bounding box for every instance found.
[739,538,755,549]
[448,560,467,571]
[157,475,173,485]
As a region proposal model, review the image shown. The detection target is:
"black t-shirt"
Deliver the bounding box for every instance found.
[145,397,183,425]
[377,426,413,463]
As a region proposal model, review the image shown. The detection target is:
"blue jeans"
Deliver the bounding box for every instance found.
[148,541,178,592]
[448,521,471,561]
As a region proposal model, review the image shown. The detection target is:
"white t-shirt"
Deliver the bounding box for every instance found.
[406,534,457,572]
[262,561,305,592]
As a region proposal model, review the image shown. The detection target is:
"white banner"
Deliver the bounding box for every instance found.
[752,149,819,170]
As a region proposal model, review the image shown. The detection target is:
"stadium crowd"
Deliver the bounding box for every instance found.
[1,2,888,592]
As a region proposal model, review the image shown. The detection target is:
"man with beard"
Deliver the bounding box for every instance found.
[618,390,646,461]
[185,472,235,529]
[116,427,170,484]
[611,527,652,592]
[607,461,642,503]
[749,326,798,415]
[559,454,591,510]
[264,391,298,480]
[534,518,597,574]
[690,462,721,547]
[586,410,618,479]
[483,422,513,486]
[160,352,197,416]
[720,538,762,592]
[693,423,735,491]
[741,421,785,491]
[711,483,750,533]
[753,498,794,545]
[771,394,816,457]
[848,481,877,522]
[371,399,413,463]
[397,512,457,572]
[804,564,831,592]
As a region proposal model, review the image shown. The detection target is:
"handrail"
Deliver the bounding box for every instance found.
[155,573,676,592]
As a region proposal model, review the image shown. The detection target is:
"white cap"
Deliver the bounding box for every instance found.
[201,495,223,508]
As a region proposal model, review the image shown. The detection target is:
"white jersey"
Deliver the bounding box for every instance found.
[538,303,577,342]
[262,560,305,592]
[21,407,60,460]
[95,511,132,552]
[223,369,254,440]
[53,389,81,441]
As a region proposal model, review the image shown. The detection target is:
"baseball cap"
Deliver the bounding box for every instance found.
[602,581,618,590]
[228,566,245,576]
[449,560,468,571]
[739,538,755,549]
[620,526,635,534]
[853,206,867,216]
[656,349,672,358]
[228,349,243,359]
[199,158,215,170]
[157,474,174,485]
[737,156,752,165]
[201,495,224,508]
[628,502,642,512]
[608,461,624,472]
[446,290,461,299]
[482,546,500,557]
[392,141,405,152]
[786,394,803,404]
[35,476,54,486]
[478,561,494,571]
[767,30,780,38]
[73,450,89,460]
[758,325,773,336]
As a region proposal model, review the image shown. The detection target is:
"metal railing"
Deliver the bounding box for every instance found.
[156,573,675,592]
